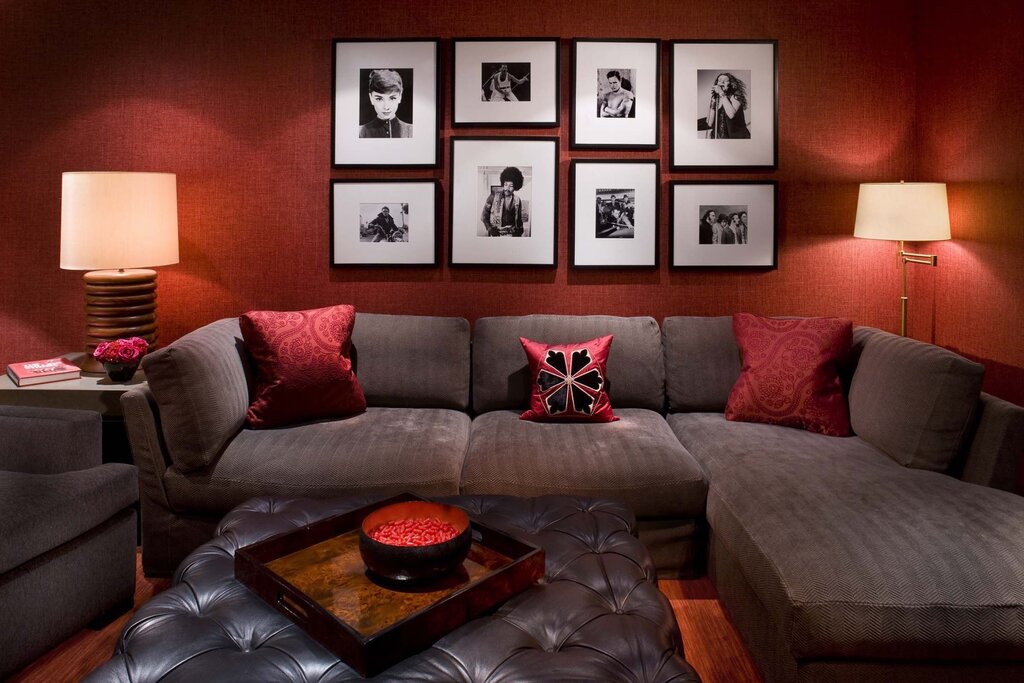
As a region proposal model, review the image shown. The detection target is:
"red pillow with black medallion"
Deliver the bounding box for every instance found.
[519,335,618,423]
[725,313,852,436]
[240,304,366,429]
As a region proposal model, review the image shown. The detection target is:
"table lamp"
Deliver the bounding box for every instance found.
[60,172,179,373]
[853,182,950,337]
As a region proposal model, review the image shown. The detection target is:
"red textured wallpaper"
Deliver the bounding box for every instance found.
[0,0,916,365]
[913,0,1024,406]
[5,0,1018,421]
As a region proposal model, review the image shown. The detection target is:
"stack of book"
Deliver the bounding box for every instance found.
[6,358,81,387]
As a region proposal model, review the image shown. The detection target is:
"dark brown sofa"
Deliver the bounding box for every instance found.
[121,311,1024,681]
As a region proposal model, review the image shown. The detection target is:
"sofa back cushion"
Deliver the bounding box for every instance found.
[350,313,470,410]
[663,316,741,412]
[848,328,984,471]
[664,316,873,413]
[143,318,252,472]
[472,315,664,413]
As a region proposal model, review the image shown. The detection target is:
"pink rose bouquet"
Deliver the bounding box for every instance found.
[93,336,149,364]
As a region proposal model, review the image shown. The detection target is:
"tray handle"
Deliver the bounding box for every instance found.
[277,592,310,625]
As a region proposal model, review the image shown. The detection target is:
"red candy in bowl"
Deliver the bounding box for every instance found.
[359,501,472,582]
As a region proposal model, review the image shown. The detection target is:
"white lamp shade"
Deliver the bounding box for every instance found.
[60,172,179,270]
[853,182,951,242]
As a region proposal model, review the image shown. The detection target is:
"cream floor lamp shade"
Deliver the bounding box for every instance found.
[60,172,179,372]
[854,182,950,336]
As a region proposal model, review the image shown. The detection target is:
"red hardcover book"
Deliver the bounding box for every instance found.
[6,358,81,387]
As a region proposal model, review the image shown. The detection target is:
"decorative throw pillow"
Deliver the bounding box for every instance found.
[240,305,366,429]
[519,335,618,423]
[725,313,852,436]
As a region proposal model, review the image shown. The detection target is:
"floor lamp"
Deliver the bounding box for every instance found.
[853,182,951,337]
[60,172,179,373]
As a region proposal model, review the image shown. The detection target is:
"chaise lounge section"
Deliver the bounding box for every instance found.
[663,317,1024,681]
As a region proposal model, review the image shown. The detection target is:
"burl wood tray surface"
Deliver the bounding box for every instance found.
[235,493,545,677]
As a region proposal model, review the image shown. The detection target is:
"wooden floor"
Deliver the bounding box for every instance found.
[10,551,763,682]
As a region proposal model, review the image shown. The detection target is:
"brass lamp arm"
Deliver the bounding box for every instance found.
[902,251,938,266]
[896,241,939,337]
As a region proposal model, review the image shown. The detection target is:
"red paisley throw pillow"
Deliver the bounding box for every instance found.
[725,313,852,436]
[240,305,366,429]
[519,335,618,423]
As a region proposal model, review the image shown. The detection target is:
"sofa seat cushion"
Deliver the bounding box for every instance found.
[0,464,138,574]
[163,408,469,515]
[669,412,1024,662]
[461,409,706,518]
[667,412,892,481]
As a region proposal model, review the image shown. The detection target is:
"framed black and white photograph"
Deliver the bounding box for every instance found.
[572,39,660,149]
[449,137,558,266]
[332,39,439,167]
[670,40,777,169]
[452,38,559,127]
[571,160,659,267]
[670,181,777,268]
[330,180,438,265]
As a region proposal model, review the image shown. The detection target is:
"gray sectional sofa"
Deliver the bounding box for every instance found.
[121,312,1024,682]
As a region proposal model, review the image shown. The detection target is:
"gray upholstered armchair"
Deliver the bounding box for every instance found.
[0,405,138,679]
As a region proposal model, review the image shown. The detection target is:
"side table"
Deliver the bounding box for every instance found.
[0,370,144,466]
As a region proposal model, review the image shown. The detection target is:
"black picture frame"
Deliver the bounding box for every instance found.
[448,136,559,267]
[330,179,440,266]
[452,38,560,127]
[331,38,441,168]
[569,159,660,268]
[669,40,778,170]
[669,180,778,268]
[570,38,661,150]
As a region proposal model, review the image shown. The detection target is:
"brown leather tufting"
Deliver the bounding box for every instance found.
[85,494,701,682]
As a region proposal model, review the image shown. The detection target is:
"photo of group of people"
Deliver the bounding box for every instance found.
[359,203,410,242]
[481,62,531,102]
[595,189,635,239]
[696,69,751,139]
[698,205,749,245]
[477,165,532,237]
[596,69,635,118]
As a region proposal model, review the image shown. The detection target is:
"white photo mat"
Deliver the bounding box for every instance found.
[331,181,436,265]
[671,182,776,267]
[671,41,776,168]
[449,138,557,266]
[453,39,559,125]
[333,40,438,166]
[573,40,659,148]
[572,161,658,267]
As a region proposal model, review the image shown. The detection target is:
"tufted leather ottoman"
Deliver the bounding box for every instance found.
[86,494,701,682]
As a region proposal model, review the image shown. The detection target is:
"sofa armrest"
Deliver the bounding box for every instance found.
[121,384,173,510]
[0,405,101,474]
[960,392,1024,492]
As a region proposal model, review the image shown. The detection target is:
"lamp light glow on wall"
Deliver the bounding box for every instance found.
[853,181,950,337]
[60,172,179,373]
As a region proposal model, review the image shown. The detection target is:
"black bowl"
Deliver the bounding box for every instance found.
[359,501,472,583]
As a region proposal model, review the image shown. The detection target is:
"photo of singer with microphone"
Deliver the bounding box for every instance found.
[696,70,751,139]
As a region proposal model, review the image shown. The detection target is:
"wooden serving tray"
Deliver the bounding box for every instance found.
[235,493,545,677]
